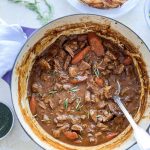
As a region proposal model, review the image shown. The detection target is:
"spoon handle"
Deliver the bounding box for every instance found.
[113,96,150,150]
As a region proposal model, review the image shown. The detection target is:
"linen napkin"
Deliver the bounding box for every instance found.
[0,18,27,77]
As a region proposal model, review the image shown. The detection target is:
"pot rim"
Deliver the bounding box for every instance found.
[10,14,150,150]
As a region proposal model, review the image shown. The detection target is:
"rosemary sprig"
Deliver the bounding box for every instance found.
[9,0,52,24]
[69,86,79,93]
[75,98,83,111]
[93,67,100,77]
[64,98,68,109]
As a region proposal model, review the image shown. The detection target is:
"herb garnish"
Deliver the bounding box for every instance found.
[93,67,100,77]
[69,86,79,93]
[9,0,52,24]
[75,98,83,111]
[64,98,68,109]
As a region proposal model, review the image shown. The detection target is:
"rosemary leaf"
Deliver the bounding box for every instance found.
[93,67,100,77]
[64,98,68,109]
[69,86,79,93]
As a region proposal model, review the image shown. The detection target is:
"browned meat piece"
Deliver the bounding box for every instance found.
[57,35,67,47]
[63,83,72,90]
[59,123,70,131]
[78,34,87,41]
[103,55,111,63]
[74,139,82,144]
[89,136,96,143]
[80,115,86,120]
[97,101,107,109]
[71,124,83,132]
[38,101,47,109]
[107,101,121,116]
[104,85,116,99]
[49,99,55,109]
[105,50,118,60]
[78,60,91,71]
[55,83,62,90]
[56,114,68,122]
[64,131,78,140]
[91,94,99,103]
[114,64,124,74]
[70,115,81,124]
[32,83,43,93]
[95,132,102,138]
[90,109,97,123]
[85,90,91,102]
[96,123,109,131]
[97,110,113,122]
[38,59,51,70]
[64,41,77,57]
[52,129,61,138]
[70,75,88,84]
[95,77,104,87]
[40,73,50,81]
[64,55,71,70]
[54,59,62,71]
[58,50,67,60]
[69,66,79,77]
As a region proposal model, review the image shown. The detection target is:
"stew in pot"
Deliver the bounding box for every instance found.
[28,32,141,146]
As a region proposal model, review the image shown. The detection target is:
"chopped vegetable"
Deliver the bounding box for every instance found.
[71,46,90,64]
[95,77,104,87]
[64,131,78,140]
[88,32,104,56]
[30,96,37,115]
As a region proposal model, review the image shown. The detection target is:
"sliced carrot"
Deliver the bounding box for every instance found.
[71,46,90,65]
[123,56,132,65]
[88,32,104,56]
[64,131,78,140]
[95,77,104,87]
[106,132,118,139]
[30,96,37,115]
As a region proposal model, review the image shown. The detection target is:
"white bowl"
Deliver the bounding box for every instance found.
[11,14,150,150]
[67,0,140,18]
[145,0,150,28]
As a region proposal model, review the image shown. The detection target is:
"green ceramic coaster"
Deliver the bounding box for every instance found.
[0,102,13,139]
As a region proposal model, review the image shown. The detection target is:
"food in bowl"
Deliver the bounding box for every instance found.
[28,31,141,146]
[80,0,127,9]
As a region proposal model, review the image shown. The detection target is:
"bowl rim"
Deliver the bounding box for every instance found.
[10,14,150,150]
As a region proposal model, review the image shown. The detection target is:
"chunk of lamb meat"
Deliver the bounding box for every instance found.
[56,114,69,122]
[105,50,118,60]
[64,55,71,70]
[90,109,97,123]
[70,115,81,124]
[78,60,91,71]
[63,83,72,90]
[64,40,78,57]
[57,35,67,47]
[32,83,43,93]
[114,64,125,74]
[97,110,113,122]
[38,59,51,70]
[70,75,88,84]
[85,90,91,102]
[38,101,47,109]
[54,59,62,71]
[96,123,109,131]
[97,101,107,109]
[107,101,122,116]
[104,85,116,99]
[69,66,79,77]
[52,129,61,138]
[71,124,83,132]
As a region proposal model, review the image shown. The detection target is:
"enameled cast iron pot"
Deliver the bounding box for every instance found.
[11,14,150,150]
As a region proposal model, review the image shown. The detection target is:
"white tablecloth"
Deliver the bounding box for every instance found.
[0,0,150,149]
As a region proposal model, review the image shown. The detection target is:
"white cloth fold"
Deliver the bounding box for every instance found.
[0,18,27,77]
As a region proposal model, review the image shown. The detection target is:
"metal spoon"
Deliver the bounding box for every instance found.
[113,81,150,150]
